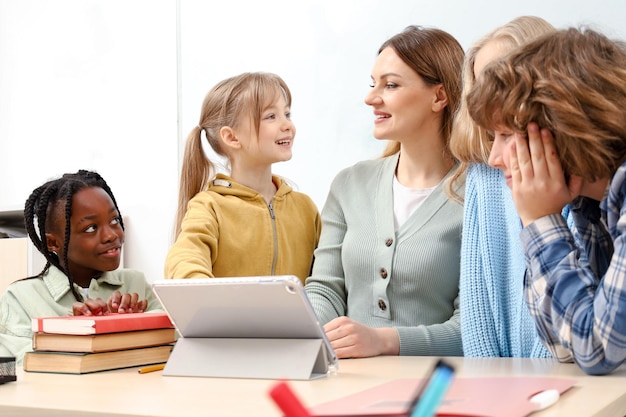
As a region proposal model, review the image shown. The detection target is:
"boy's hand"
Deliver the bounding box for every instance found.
[510,123,583,226]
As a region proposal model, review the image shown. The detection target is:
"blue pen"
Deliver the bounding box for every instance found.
[409,360,455,417]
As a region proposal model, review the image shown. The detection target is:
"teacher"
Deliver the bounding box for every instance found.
[305,25,464,358]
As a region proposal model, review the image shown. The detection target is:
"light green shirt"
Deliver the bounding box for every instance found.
[0,265,162,365]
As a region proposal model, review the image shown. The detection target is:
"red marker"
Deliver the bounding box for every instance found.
[269,381,312,417]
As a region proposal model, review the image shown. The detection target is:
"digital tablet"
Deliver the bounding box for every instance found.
[152,275,338,377]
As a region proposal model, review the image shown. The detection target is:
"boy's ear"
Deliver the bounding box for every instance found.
[219,126,241,150]
[45,232,61,254]
[432,85,449,113]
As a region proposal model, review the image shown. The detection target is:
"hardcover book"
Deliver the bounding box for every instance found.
[31,312,173,335]
[32,328,177,353]
[23,344,173,374]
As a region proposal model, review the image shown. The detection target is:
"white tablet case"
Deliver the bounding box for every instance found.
[152,276,338,380]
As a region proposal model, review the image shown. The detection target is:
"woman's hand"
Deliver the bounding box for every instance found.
[324,316,399,358]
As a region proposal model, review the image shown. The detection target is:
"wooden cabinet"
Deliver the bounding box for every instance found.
[0,238,46,293]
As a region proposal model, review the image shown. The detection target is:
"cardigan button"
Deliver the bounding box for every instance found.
[378,299,387,311]
[380,268,388,279]
[385,238,393,247]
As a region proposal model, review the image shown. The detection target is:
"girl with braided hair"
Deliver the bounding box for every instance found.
[0,170,162,364]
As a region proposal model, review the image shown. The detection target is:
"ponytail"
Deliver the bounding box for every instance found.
[174,126,217,238]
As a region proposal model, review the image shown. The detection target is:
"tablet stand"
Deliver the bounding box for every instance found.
[163,337,330,380]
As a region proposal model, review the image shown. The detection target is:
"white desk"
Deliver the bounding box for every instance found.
[1,356,625,416]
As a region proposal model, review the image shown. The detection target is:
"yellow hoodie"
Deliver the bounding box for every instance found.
[164,174,320,284]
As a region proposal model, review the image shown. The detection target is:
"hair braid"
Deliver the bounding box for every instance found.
[24,182,61,277]
[62,183,83,301]
[23,185,47,256]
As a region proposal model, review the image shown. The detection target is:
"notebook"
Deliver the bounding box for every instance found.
[152,275,338,379]
[269,359,456,417]
[309,376,576,416]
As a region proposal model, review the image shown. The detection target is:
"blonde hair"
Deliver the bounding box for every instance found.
[376,25,464,158]
[174,72,292,238]
[467,27,626,182]
[446,16,555,200]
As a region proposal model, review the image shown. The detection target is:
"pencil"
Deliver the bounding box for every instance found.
[138,363,166,374]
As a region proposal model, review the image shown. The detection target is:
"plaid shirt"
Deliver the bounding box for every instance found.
[521,162,626,375]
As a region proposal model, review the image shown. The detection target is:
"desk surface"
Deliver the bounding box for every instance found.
[1,356,625,417]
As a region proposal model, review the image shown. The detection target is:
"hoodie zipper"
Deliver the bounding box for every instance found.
[268,202,278,275]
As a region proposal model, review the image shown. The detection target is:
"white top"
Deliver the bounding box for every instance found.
[393,175,436,230]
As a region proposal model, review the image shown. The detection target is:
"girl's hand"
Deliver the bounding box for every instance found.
[510,123,582,226]
[72,298,108,316]
[323,316,399,358]
[108,291,147,313]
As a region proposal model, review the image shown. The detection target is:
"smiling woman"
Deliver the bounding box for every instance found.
[304,26,465,359]
[0,170,163,365]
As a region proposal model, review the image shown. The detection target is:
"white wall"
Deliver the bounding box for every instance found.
[2,0,625,281]
[0,0,179,281]
[179,0,626,219]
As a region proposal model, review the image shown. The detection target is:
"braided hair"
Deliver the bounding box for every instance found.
[23,170,123,301]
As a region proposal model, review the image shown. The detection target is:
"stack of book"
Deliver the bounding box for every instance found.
[24,312,176,374]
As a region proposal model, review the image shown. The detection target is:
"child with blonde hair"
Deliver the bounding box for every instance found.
[447,16,557,358]
[165,72,320,283]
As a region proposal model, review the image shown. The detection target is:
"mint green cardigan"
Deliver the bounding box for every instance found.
[305,153,464,356]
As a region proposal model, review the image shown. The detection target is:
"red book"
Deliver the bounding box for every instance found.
[31,312,173,335]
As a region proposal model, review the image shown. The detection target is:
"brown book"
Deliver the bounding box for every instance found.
[32,328,177,353]
[23,345,173,374]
